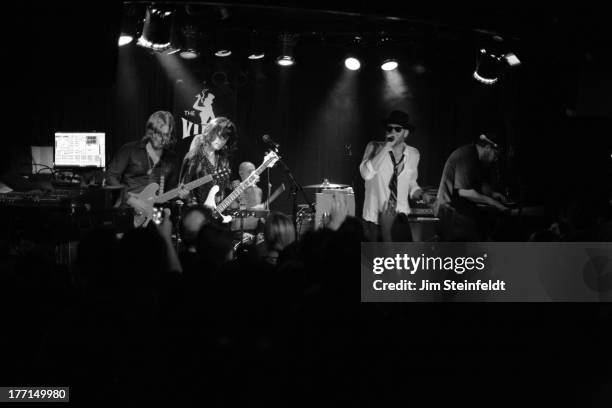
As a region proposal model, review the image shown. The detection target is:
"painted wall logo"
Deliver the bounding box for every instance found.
[181,86,216,140]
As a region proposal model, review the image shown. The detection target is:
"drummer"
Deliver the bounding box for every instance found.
[230,161,265,230]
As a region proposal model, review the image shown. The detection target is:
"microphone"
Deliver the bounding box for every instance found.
[479,134,499,149]
[262,134,280,149]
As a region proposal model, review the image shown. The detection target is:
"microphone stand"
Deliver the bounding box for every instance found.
[345,144,354,189]
[270,148,315,241]
[266,167,271,210]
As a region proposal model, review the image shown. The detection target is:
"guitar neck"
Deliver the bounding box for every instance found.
[217,158,276,212]
[155,174,214,203]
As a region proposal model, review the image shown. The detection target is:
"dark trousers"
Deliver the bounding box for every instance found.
[362,219,382,242]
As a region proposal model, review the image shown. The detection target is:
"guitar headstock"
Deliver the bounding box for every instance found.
[212,168,231,183]
[263,150,280,168]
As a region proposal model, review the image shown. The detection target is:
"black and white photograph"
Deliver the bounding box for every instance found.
[2,1,611,405]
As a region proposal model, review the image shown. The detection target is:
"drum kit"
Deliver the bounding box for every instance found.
[230,178,354,248]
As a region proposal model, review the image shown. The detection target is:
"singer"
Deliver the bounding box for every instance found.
[106,110,180,195]
[359,110,429,241]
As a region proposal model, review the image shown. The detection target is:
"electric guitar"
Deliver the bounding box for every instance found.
[204,150,280,223]
[128,168,230,227]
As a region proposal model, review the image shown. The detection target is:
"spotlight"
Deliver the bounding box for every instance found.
[379,35,399,71]
[248,32,265,60]
[119,35,133,46]
[276,33,298,67]
[137,6,174,51]
[504,53,521,66]
[344,36,363,71]
[381,59,398,71]
[345,57,361,70]
[473,48,503,85]
[118,4,140,47]
[214,32,232,57]
[276,56,295,66]
[248,52,265,60]
[215,49,232,58]
[473,36,521,85]
[179,25,201,59]
[180,50,198,59]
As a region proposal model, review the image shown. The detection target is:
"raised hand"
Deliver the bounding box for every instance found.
[328,193,348,230]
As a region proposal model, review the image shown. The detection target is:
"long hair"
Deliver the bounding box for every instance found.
[186,116,237,161]
[142,110,176,146]
[264,212,296,252]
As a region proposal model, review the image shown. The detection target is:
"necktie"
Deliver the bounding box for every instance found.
[388,151,404,210]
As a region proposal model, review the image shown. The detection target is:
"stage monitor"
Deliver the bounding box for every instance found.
[54,132,106,168]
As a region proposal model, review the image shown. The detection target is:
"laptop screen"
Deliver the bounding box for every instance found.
[54,132,106,168]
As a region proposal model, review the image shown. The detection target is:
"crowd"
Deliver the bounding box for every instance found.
[1,190,611,405]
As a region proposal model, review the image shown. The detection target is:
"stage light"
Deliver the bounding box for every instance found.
[137,6,174,51]
[180,50,198,59]
[345,57,361,71]
[215,48,232,57]
[118,3,140,47]
[379,35,398,71]
[247,33,265,60]
[249,52,265,60]
[381,59,398,71]
[276,33,298,67]
[473,48,503,85]
[276,56,295,66]
[213,31,232,57]
[119,35,133,46]
[179,25,201,59]
[504,53,521,66]
[344,36,363,71]
[473,35,521,85]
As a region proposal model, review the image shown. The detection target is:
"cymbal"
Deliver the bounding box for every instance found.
[304,181,349,189]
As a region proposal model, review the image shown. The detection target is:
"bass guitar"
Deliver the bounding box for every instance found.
[204,150,280,223]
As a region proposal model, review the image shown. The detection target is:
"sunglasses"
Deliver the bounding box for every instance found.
[386,126,404,133]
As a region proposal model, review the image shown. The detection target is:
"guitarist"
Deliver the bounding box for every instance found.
[179,117,236,207]
[106,110,180,201]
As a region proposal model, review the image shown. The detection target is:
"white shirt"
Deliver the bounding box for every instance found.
[360,142,421,224]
